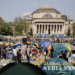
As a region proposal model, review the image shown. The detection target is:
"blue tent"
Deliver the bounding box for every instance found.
[39,58,74,75]
[39,40,49,45]
[52,44,69,58]
[39,40,52,50]
[13,43,21,47]
[42,41,52,50]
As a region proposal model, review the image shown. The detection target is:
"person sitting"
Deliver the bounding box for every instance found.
[58,53,62,58]
[61,51,66,60]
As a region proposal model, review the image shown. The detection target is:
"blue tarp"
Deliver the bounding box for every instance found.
[52,34,57,37]
[44,34,49,37]
[58,34,64,37]
[39,58,74,75]
[52,34,64,37]
[13,43,21,47]
[6,53,12,58]
[52,44,69,58]
[38,34,43,37]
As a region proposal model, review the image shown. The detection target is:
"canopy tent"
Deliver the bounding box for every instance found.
[13,43,21,47]
[0,63,46,75]
[52,43,69,58]
[39,58,74,75]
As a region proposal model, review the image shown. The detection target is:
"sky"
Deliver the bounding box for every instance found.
[0,0,75,22]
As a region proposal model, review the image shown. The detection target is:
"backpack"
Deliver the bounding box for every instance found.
[3,51,6,55]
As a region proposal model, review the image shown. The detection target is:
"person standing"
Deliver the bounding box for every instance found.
[50,46,54,58]
[17,49,21,64]
[3,48,6,59]
[26,46,31,63]
[12,46,17,64]
[0,48,1,59]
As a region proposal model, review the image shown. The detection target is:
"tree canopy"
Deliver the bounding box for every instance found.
[11,17,30,36]
[72,22,75,36]
[0,17,13,35]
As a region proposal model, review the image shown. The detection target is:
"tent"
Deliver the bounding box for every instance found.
[42,41,52,50]
[0,42,4,46]
[13,43,21,47]
[0,63,46,75]
[39,58,74,75]
[52,43,69,58]
[39,40,49,45]
[63,43,72,50]
[47,45,51,52]
[39,40,52,50]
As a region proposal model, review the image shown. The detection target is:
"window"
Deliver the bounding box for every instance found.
[43,14,52,18]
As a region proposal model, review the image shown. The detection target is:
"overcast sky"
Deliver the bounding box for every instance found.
[0,0,75,22]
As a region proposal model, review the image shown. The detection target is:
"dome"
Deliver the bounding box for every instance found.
[33,5,60,14]
[38,5,53,9]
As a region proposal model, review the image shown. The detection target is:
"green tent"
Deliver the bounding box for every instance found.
[63,43,72,49]
[52,43,69,58]
[0,63,46,75]
[0,42,4,45]
[31,42,35,45]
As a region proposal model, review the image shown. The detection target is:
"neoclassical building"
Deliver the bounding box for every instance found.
[23,5,73,37]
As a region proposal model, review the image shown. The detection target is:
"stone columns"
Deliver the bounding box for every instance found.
[53,25,55,34]
[39,25,40,34]
[44,25,45,34]
[50,24,52,35]
[59,25,60,34]
[47,25,48,34]
[41,25,43,34]
[56,25,57,34]
[64,23,65,34]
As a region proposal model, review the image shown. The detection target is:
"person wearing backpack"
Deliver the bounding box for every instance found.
[3,48,6,59]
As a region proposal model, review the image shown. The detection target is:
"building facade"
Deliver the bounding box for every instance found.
[23,5,73,36]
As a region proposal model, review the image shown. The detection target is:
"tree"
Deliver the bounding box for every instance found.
[72,22,75,36]
[66,27,71,36]
[0,17,13,35]
[30,28,33,36]
[11,17,30,36]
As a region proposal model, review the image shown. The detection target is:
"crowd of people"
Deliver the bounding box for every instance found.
[58,50,68,61]
[0,39,75,65]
